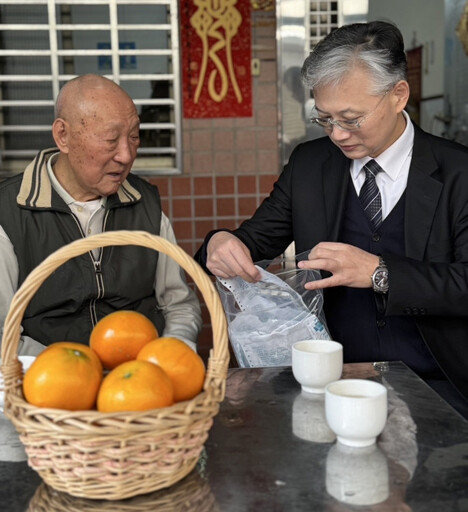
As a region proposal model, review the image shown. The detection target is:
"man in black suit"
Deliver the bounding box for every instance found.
[195,21,468,416]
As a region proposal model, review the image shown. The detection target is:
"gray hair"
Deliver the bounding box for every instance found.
[301,21,408,96]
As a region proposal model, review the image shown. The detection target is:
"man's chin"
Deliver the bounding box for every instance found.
[99,183,122,198]
[336,145,367,159]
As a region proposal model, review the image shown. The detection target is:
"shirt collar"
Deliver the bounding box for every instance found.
[351,110,414,181]
[46,152,107,208]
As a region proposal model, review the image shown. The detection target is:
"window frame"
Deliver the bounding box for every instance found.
[0,0,182,178]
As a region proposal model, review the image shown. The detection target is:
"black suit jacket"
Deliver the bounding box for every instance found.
[197,124,468,400]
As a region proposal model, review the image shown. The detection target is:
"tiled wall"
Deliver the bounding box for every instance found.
[148,9,279,362]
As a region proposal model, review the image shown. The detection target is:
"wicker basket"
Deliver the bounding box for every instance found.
[1,231,229,500]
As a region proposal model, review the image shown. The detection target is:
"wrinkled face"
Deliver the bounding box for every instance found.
[55,86,140,201]
[312,67,408,159]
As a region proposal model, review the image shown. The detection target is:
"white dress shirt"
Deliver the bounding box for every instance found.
[351,110,414,220]
[0,155,201,355]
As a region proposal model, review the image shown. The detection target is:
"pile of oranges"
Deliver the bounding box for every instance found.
[22,311,206,413]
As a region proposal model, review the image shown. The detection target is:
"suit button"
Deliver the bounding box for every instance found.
[420,308,427,315]
[372,233,381,242]
[412,308,419,315]
[377,319,386,328]
[403,307,412,315]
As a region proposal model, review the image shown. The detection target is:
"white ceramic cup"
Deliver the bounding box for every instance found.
[326,442,389,506]
[292,340,343,394]
[325,379,388,448]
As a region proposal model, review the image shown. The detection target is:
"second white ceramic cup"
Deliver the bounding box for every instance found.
[325,379,388,447]
[292,340,343,394]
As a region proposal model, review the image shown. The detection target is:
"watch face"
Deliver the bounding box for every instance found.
[373,268,389,292]
[375,270,388,285]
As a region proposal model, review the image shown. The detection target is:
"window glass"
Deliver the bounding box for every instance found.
[0,0,182,177]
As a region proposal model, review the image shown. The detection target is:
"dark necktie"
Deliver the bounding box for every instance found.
[359,159,383,229]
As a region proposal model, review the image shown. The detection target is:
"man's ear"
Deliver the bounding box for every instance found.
[392,80,410,113]
[52,118,70,153]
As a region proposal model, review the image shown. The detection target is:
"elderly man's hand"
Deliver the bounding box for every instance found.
[206,231,261,282]
[298,242,380,290]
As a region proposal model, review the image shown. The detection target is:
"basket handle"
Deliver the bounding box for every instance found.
[1,231,229,385]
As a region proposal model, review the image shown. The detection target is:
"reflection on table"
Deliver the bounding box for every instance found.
[27,467,218,512]
[1,361,467,511]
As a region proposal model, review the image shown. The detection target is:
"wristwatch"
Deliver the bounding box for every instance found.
[371,256,389,293]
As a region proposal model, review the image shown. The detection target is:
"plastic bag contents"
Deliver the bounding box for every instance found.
[216,253,330,367]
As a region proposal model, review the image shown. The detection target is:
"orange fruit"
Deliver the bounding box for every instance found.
[97,360,174,412]
[23,342,103,410]
[89,310,159,370]
[137,337,206,402]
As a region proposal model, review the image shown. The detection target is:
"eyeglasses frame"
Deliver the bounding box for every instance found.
[310,90,391,132]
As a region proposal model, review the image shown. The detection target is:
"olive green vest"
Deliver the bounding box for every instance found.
[0,149,164,345]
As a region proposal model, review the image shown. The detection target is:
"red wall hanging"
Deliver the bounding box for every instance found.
[180,0,252,118]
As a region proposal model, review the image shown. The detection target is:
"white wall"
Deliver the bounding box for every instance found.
[444,0,468,143]
[368,0,446,135]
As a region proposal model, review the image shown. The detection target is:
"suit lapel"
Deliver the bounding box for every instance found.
[405,126,443,260]
[322,150,351,240]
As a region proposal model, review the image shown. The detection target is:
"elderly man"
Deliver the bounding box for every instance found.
[0,74,201,354]
[195,21,468,416]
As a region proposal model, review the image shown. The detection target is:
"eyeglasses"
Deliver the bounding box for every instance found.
[310,91,389,132]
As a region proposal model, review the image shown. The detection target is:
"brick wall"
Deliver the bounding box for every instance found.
[148,9,279,363]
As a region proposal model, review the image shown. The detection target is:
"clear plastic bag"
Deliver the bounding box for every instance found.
[216,251,331,367]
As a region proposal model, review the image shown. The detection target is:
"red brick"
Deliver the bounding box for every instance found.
[259,174,278,194]
[194,176,213,195]
[172,219,193,239]
[238,196,259,216]
[216,197,235,216]
[173,198,192,217]
[172,176,192,196]
[216,176,235,194]
[222,218,241,230]
[195,197,214,217]
[161,198,170,216]
[195,219,215,238]
[238,175,257,194]
[178,240,194,254]
[149,177,169,197]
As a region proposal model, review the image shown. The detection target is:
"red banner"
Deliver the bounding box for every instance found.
[180,0,252,118]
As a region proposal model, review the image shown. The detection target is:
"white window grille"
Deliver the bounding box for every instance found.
[307,1,342,50]
[0,0,182,178]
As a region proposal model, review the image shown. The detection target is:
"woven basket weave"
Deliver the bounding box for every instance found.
[1,230,229,500]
